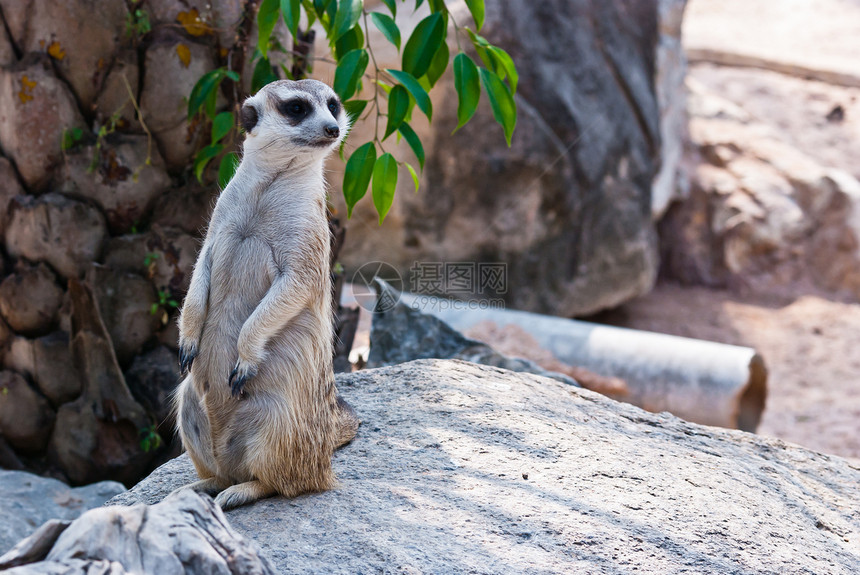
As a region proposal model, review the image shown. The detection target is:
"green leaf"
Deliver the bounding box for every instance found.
[333,48,369,101]
[386,69,432,120]
[193,143,223,182]
[343,142,377,217]
[464,0,484,30]
[257,0,280,57]
[252,57,278,93]
[370,12,400,52]
[333,0,362,41]
[384,85,410,139]
[479,67,516,146]
[225,70,240,82]
[334,24,364,60]
[405,162,420,192]
[187,69,224,119]
[397,122,424,170]
[428,0,446,12]
[281,0,301,37]
[424,40,449,88]
[212,111,234,144]
[381,0,396,17]
[453,53,479,132]
[218,152,240,188]
[402,13,445,79]
[344,99,368,121]
[372,153,398,224]
[488,46,518,93]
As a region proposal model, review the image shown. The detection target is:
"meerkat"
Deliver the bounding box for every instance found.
[174,79,359,510]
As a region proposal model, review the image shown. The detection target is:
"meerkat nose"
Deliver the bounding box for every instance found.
[324,124,340,139]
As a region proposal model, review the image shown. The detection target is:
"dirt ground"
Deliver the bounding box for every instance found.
[591,282,860,463]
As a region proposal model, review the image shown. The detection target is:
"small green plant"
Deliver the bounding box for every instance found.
[151,288,179,324]
[61,127,83,151]
[125,4,152,39]
[187,0,518,224]
[139,424,163,453]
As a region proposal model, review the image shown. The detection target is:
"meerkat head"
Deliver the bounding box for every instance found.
[240,79,349,165]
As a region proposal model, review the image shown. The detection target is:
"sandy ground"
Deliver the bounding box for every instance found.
[590,283,860,462]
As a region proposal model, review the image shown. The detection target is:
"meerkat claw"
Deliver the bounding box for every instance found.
[179,345,197,374]
[228,362,254,398]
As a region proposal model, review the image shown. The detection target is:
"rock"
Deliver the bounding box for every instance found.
[328,0,661,316]
[0,434,24,470]
[86,264,159,366]
[660,66,860,299]
[0,370,54,453]
[3,336,35,376]
[32,332,80,407]
[0,157,25,239]
[652,0,689,218]
[366,280,579,388]
[5,193,107,279]
[149,181,216,235]
[103,225,199,295]
[0,263,63,335]
[147,0,246,49]
[0,56,87,190]
[0,15,15,67]
[139,33,218,169]
[0,490,275,573]
[93,50,140,131]
[124,346,179,431]
[0,469,124,555]
[61,134,171,234]
[0,0,129,111]
[111,360,860,573]
[49,279,155,485]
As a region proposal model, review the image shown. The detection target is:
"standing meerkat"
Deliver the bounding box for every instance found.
[175,79,359,509]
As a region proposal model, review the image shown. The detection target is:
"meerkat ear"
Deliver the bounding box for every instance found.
[241,102,259,133]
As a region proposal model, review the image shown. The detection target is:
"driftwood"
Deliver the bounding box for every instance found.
[0,490,275,574]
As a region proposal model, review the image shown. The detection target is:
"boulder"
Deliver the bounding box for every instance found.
[86,264,159,366]
[31,331,81,407]
[0,490,275,574]
[327,0,661,317]
[0,470,124,555]
[61,134,171,234]
[49,279,155,485]
[93,50,140,131]
[0,15,14,67]
[149,181,216,235]
[5,193,107,279]
[124,345,179,431]
[0,157,25,239]
[111,360,860,573]
[139,33,218,169]
[0,370,54,453]
[103,225,199,295]
[147,0,246,49]
[0,262,63,335]
[0,0,129,111]
[0,56,87,190]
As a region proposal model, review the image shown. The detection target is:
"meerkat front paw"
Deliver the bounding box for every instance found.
[228,359,257,398]
[178,336,199,374]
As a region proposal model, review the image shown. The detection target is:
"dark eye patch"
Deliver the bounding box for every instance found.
[277,98,310,121]
[327,98,341,117]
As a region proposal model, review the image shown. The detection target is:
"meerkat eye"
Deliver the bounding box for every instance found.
[327,98,340,117]
[278,98,309,120]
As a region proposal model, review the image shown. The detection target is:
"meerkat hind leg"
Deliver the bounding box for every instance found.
[171,477,224,498]
[214,480,276,510]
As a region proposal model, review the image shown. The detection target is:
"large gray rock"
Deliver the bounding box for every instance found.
[0,57,86,190]
[331,0,660,316]
[0,0,129,111]
[0,470,124,555]
[139,33,218,169]
[0,370,54,453]
[0,490,275,574]
[61,135,171,235]
[111,360,860,573]
[0,263,63,336]
[0,157,25,239]
[5,193,107,280]
[103,225,199,295]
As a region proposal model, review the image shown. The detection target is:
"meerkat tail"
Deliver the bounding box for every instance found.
[214,480,277,510]
[334,395,360,448]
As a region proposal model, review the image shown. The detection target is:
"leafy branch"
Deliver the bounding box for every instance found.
[187,0,518,224]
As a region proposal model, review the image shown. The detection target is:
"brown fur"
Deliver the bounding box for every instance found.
[174,80,358,509]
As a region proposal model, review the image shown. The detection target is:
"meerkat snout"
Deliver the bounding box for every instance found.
[324,124,339,139]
